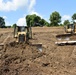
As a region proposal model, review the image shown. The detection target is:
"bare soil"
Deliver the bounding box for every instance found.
[0,27,76,75]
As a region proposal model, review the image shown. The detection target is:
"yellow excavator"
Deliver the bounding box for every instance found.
[55,23,76,45]
[14,25,32,43]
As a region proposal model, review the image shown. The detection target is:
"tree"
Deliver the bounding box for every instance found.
[63,20,70,25]
[0,17,5,28]
[40,19,50,27]
[12,24,17,28]
[72,13,76,20]
[26,14,41,27]
[40,19,46,26]
[26,14,49,27]
[49,11,61,26]
[26,15,31,27]
[26,14,40,27]
[59,23,63,26]
[45,22,50,27]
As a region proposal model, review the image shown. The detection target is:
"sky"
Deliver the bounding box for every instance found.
[0,0,76,26]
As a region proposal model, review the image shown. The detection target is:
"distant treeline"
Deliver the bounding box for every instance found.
[0,11,76,28]
[0,26,11,28]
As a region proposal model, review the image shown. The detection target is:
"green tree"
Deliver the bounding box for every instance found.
[0,17,5,28]
[26,14,41,27]
[72,13,76,20]
[12,24,17,28]
[45,22,50,27]
[26,14,49,27]
[63,20,70,25]
[49,11,61,26]
[59,23,63,26]
[40,19,46,26]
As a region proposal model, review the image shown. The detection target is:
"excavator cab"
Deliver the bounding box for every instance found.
[14,26,30,43]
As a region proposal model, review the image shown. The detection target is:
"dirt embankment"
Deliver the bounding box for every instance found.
[0,27,76,75]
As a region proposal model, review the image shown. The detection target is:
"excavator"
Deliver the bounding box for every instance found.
[55,23,76,45]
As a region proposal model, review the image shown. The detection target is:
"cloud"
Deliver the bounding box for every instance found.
[28,0,36,12]
[1,0,44,26]
[0,0,37,26]
[62,15,71,23]
[3,16,7,19]
[16,10,43,26]
[16,11,42,26]
[0,0,33,11]
[62,15,71,20]
[2,16,10,25]
[30,11,43,18]
[0,0,36,12]
[30,11,50,23]
[3,15,26,26]
[16,17,27,26]
[6,21,10,26]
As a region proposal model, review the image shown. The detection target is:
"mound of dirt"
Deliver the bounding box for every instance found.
[0,42,45,75]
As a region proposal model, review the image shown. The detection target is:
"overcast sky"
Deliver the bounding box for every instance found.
[0,0,76,26]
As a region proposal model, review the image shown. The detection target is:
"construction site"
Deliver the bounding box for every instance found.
[0,26,76,75]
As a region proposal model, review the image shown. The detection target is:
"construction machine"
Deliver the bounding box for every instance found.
[64,24,75,33]
[55,23,76,45]
[14,25,42,51]
[0,23,42,51]
[14,25,32,43]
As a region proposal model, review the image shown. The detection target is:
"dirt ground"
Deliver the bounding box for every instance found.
[0,27,76,75]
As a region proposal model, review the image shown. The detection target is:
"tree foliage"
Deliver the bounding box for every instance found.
[26,14,40,27]
[0,17,5,28]
[49,11,61,26]
[12,24,17,28]
[26,14,49,27]
[63,20,70,25]
[72,13,76,20]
